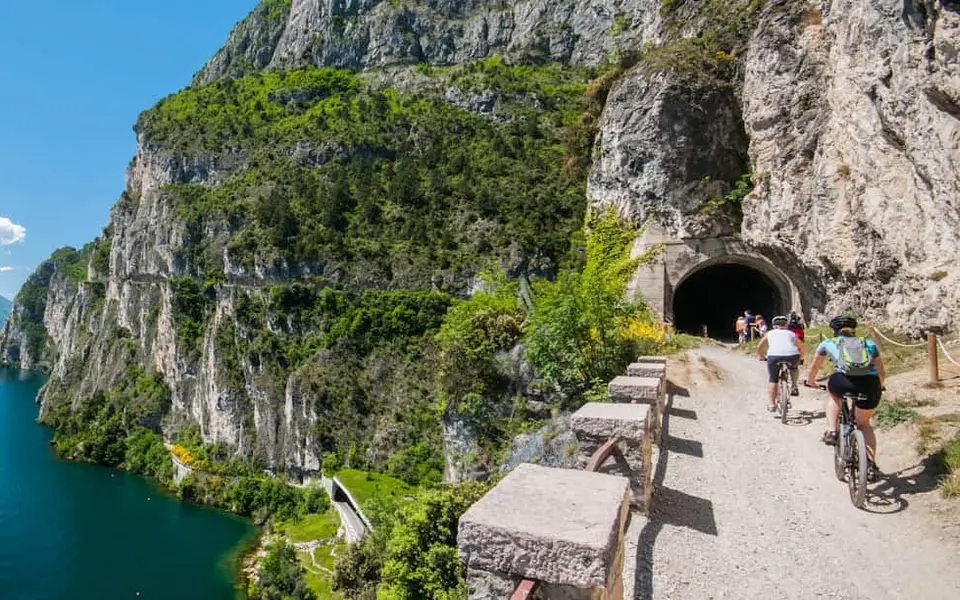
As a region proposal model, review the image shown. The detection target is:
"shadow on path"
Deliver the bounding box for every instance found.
[862,454,948,514]
[633,386,717,600]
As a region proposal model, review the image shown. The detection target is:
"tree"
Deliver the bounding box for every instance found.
[250,541,316,600]
[378,482,487,599]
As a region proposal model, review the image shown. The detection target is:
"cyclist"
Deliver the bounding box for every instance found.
[805,315,886,481]
[788,311,805,342]
[758,315,805,411]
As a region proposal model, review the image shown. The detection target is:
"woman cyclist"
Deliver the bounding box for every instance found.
[805,315,886,481]
[758,316,804,411]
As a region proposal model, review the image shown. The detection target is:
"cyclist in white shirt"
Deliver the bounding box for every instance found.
[757,315,805,412]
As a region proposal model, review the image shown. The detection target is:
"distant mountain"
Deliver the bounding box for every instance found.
[0,296,10,327]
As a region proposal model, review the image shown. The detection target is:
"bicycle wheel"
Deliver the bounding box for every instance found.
[833,428,846,481]
[779,375,789,424]
[848,429,868,508]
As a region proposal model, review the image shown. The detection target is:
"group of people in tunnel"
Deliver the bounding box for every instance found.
[735,310,805,344]
[757,312,886,483]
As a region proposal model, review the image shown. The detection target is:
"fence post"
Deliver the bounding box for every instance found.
[928,331,939,384]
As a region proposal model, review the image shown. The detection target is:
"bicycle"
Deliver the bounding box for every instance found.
[761,357,798,424]
[807,383,868,508]
[775,361,791,424]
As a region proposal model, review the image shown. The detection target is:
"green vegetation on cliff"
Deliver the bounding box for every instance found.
[142,62,594,287]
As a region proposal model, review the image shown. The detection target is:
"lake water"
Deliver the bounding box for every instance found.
[0,368,255,600]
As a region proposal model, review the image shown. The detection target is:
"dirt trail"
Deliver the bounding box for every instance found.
[633,345,960,600]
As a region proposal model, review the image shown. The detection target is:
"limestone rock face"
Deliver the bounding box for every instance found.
[590,70,751,238]
[195,0,658,84]
[742,0,960,331]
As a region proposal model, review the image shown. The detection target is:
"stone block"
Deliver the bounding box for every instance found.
[634,355,667,365]
[626,362,667,379]
[608,376,662,403]
[572,405,655,513]
[608,376,665,447]
[458,464,630,590]
[571,402,652,441]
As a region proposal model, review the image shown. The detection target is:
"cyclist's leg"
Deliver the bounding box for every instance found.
[766,358,780,409]
[852,375,882,462]
[823,373,852,443]
[788,357,800,394]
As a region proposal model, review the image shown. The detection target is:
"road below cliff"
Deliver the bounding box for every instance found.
[631,345,960,599]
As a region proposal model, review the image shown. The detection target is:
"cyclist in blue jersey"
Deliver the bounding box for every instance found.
[806,315,886,481]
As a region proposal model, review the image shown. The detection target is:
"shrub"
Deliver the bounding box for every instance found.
[250,541,316,600]
[526,211,663,404]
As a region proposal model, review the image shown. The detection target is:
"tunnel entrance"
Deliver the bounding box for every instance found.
[672,263,785,340]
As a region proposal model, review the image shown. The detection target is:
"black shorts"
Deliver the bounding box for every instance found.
[827,373,882,409]
[767,356,800,383]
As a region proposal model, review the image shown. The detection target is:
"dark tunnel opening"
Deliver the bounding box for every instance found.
[672,263,786,340]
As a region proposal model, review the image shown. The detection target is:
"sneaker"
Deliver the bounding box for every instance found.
[790,387,800,397]
[867,460,882,483]
[822,431,838,446]
[768,404,777,413]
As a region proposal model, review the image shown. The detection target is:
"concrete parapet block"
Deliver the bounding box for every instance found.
[608,376,665,447]
[572,404,654,513]
[571,402,652,441]
[608,376,661,403]
[634,355,667,365]
[459,464,629,597]
[626,362,666,379]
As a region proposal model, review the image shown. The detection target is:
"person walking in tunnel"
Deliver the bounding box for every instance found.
[755,314,769,337]
[735,315,748,344]
[805,315,886,482]
[758,316,805,411]
[743,310,756,339]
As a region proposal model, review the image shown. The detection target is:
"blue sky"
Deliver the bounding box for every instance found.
[0,1,260,299]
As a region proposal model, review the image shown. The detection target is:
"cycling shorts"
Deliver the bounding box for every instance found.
[767,355,800,383]
[827,373,882,410]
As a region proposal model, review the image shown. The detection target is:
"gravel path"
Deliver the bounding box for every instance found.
[633,345,960,600]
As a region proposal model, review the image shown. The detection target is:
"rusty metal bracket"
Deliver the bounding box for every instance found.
[585,435,621,472]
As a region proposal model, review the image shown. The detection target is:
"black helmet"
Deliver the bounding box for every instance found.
[829,315,858,332]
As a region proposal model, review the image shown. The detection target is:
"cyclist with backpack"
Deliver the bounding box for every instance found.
[805,315,886,481]
[758,315,805,411]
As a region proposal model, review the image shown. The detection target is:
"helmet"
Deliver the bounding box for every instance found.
[772,315,788,326]
[829,315,858,332]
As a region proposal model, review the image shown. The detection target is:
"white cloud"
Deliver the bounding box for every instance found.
[0,266,13,272]
[0,217,26,245]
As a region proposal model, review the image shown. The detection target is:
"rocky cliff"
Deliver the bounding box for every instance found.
[4,0,958,478]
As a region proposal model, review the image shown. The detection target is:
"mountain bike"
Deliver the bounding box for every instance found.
[775,361,791,424]
[808,384,868,508]
[761,357,797,424]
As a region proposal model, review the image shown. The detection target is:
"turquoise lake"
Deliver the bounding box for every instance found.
[0,368,255,600]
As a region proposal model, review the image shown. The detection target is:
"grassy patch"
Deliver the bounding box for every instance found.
[275,509,344,598]
[936,433,960,498]
[875,401,920,429]
[298,549,343,599]
[335,469,414,515]
[275,510,340,543]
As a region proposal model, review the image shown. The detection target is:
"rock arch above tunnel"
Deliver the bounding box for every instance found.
[626,225,800,334]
